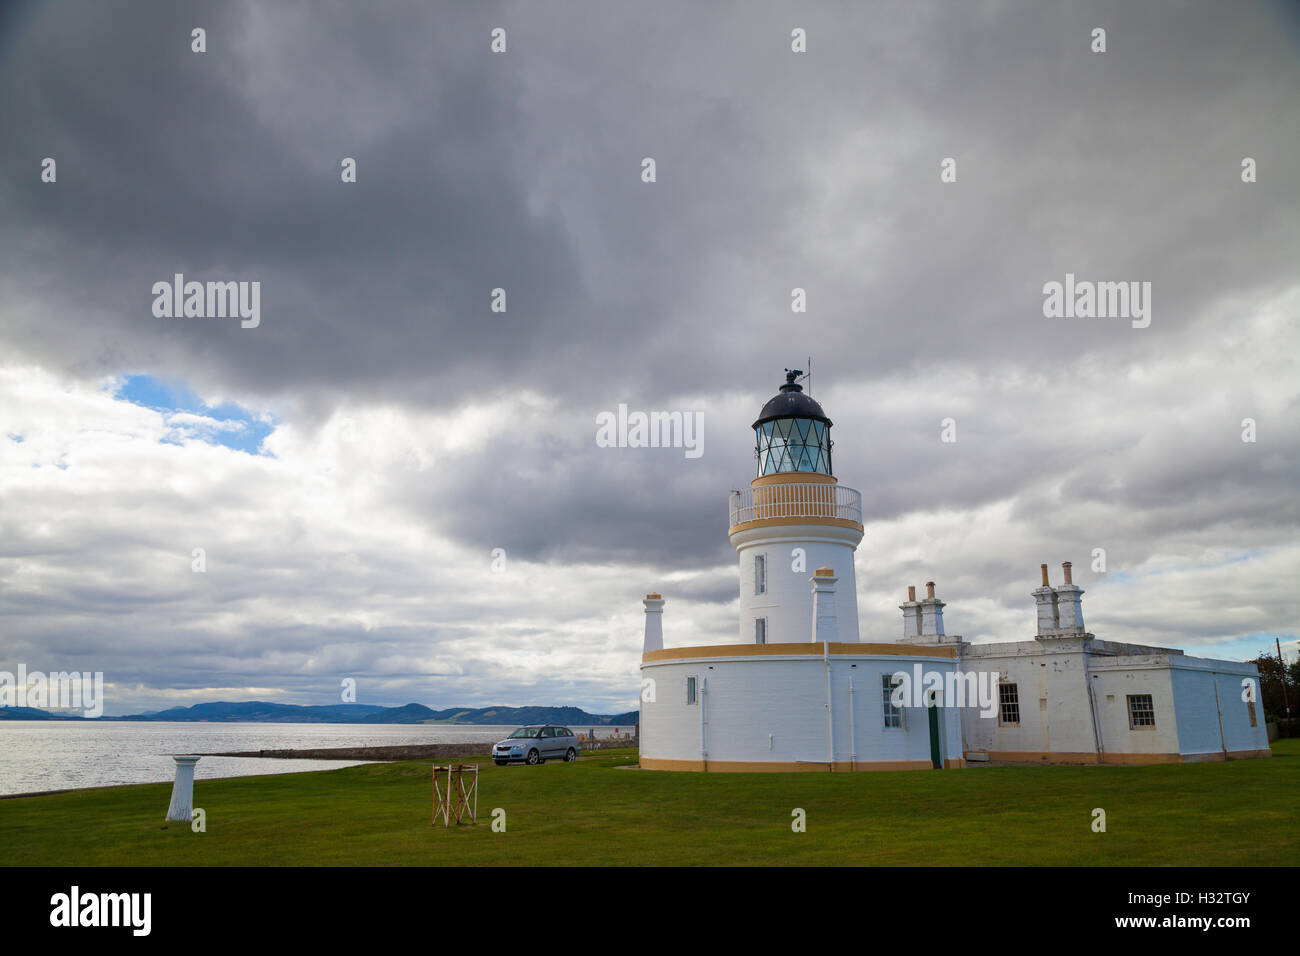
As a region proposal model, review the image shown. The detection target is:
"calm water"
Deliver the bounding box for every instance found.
[0,721,629,796]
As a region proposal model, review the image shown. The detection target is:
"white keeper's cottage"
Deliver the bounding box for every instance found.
[638,371,1272,771]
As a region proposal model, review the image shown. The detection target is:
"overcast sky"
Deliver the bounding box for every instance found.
[1,0,1297,716]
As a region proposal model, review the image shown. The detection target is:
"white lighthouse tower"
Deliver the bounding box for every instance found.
[728,370,864,644]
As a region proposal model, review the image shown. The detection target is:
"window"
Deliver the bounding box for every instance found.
[754,553,767,595]
[755,417,833,475]
[882,674,902,729]
[998,683,1020,726]
[1127,694,1155,729]
[686,676,697,705]
[755,618,767,644]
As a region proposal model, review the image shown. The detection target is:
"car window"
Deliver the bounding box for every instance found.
[559,728,572,737]
[546,727,558,737]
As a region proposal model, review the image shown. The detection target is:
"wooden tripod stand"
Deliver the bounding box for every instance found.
[431,763,479,827]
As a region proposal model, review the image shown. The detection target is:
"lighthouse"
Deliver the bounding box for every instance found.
[728,370,864,644]
[639,369,966,772]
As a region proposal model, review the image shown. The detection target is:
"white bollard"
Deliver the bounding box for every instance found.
[165,755,200,823]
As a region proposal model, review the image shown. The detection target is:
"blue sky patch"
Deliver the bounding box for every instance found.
[113,374,275,455]
[1185,632,1298,664]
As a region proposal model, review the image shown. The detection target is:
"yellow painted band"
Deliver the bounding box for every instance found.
[729,516,864,535]
[642,642,958,663]
[751,473,838,487]
[639,757,940,772]
[971,749,1270,765]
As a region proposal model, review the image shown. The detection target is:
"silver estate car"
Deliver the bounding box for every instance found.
[492,725,580,765]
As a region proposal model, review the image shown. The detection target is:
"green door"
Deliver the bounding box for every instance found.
[927,697,942,769]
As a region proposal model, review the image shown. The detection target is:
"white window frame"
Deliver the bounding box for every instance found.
[754,553,767,595]
[1127,693,1155,730]
[755,617,767,644]
[997,682,1020,726]
[882,674,903,729]
[686,675,697,706]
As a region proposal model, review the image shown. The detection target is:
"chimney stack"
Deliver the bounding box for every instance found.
[900,586,921,638]
[920,581,945,636]
[642,593,665,653]
[1055,562,1085,631]
[811,568,838,643]
[1033,563,1059,634]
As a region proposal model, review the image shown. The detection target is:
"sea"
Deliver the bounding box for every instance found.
[0,721,630,796]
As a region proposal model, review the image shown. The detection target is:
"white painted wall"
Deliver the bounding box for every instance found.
[641,643,1270,768]
[960,639,1270,761]
[1088,661,1180,756]
[640,653,963,767]
[732,523,862,644]
[961,641,1061,755]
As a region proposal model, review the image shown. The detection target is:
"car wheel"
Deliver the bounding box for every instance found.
[526,749,540,765]
[564,748,577,762]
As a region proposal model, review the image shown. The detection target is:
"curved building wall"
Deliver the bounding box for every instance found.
[639,644,965,771]
[732,524,862,644]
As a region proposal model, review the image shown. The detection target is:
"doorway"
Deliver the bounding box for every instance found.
[926,689,943,769]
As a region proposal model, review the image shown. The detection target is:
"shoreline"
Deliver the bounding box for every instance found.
[200,738,639,761]
[199,742,490,761]
[0,758,374,800]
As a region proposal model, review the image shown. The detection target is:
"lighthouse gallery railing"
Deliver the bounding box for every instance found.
[728,482,862,527]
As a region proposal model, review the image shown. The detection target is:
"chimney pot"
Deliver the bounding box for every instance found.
[1040,563,1049,587]
[1062,562,1073,585]
[925,581,936,600]
[907,585,916,602]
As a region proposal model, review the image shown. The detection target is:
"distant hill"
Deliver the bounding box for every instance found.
[3,700,639,725]
[357,703,436,723]
[420,705,638,726]
[121,701,391,723]
[359,704,639,726]
[0,706,86,720]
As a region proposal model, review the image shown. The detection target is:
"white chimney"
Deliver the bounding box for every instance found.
[642,593,665,653]
[810,568,838,643]
[920,581,946,636]
[1055,562,1085,631]
[900,585,921,638]
[1033,563,1059,634]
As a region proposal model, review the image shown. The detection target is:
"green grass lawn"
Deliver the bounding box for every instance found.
[3,741,1297,866]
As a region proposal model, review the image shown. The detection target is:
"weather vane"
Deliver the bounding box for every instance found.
[784,363,811,392]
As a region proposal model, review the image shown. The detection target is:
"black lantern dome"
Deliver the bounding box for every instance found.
[752,370,833,476]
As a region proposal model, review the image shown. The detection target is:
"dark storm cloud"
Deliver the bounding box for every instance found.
[0,0,584,408]
[3,1,1293,412]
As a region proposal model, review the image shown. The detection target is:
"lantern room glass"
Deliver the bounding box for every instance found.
[755,417,832,476]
